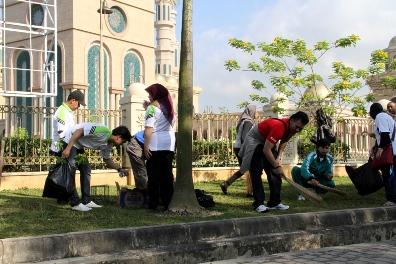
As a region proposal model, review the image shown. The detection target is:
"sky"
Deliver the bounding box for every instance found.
[175,0,396,113]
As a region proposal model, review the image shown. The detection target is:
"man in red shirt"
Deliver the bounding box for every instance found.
[238,111,309,213]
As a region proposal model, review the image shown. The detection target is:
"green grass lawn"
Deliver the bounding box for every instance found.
[0,176,386,239]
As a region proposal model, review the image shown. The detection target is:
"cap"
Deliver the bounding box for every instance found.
[316,138,331,148]
[67,90,86,106]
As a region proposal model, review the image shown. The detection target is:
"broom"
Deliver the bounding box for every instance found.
[315,183,347,196]
[279,173,323,204]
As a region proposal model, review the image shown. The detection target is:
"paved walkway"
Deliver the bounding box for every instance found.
[204,240,396,264]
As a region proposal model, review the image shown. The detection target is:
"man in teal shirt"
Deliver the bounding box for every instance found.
[291,138,335,200]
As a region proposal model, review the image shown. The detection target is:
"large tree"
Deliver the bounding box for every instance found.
[168,0,201,213]
[224,35,393,118]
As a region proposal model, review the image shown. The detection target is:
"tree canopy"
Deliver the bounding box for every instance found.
[225,35,396,117]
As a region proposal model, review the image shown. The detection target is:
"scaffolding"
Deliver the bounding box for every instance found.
[0,0,57,98]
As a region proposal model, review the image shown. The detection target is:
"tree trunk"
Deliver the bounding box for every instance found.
[168,0,201,213]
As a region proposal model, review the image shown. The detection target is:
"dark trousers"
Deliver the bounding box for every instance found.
[126,137,148,190]
[384,157,396,203]
[250,144,282,208]
[146,150,174,209]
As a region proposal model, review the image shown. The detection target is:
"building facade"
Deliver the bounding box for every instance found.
[0,0,201,137]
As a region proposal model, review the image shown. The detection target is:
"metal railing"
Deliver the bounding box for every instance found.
[0,104,122,172]
[0,106,376,172]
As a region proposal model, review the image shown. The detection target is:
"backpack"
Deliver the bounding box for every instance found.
[195,189,215,208]
[345,161,383,196]
[119,187,146,208]
[311,108,336,144]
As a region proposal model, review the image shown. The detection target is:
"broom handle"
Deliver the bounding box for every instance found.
[315,183,347,196]
[280,173,323,204]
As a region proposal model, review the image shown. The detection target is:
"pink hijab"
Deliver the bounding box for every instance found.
[145,83,175,124]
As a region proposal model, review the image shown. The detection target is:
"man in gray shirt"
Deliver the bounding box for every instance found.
[62,123,132,211]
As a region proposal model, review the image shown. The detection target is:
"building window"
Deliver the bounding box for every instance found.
[46,45,63,107]
[87,44,109,110]
[174,49,178,67]
[163,5,166,21]
[30,4,44,28]
[157,5,160,21]
[124,52,141,93]
[108,6,126,33]
[167,6,170,20]
[163,64,167,75]
[168,64,171,75]
[16,50,33,135]
[157,64,160,74]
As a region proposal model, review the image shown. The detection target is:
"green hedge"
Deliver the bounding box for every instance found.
[2,134,351,172]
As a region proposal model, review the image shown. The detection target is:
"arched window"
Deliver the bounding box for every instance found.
[87,44,109,110]
[16,50,33,135]
[123,52,141,93]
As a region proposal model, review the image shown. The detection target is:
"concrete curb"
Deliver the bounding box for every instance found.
[1,207,396,263]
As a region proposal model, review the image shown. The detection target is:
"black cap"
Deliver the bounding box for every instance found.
[67,90,86,106]
[316,138,331,148]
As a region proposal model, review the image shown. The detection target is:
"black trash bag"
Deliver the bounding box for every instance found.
[195,189,215,208]
[42,161,74,200]
[311,108,336,144]
[119,188,146,208]
[345,161,383,196]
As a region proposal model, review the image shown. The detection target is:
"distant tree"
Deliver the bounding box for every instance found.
[367,49,396,91]
[168,0,201,214]
[224,35,392,118]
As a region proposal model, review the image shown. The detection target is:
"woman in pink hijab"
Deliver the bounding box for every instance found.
[144,83,176,210]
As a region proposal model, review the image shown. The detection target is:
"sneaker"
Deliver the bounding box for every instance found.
[255,204,269,213]
[71,203,92,212]
[298,194,306,201]
[220,182,228,195]
[85,201,102,208]
[269,203,290,210]
[383,201,396,207]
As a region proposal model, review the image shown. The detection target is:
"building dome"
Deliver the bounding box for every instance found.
[388,36,396,49]
[270,92,288,106]
[377,99,391,110]
[128,82,147,97]
[304,82,330,100]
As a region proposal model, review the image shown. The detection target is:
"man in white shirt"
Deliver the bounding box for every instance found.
[50,90,96,208]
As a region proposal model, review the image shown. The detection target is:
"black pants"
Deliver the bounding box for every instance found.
[250,144,282,208]
[383,157,396,203]
[146,150,174,210]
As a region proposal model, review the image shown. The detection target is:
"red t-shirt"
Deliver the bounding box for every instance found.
[257,118,289,144]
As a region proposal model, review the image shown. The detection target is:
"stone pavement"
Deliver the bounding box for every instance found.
[204,240,396,264]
